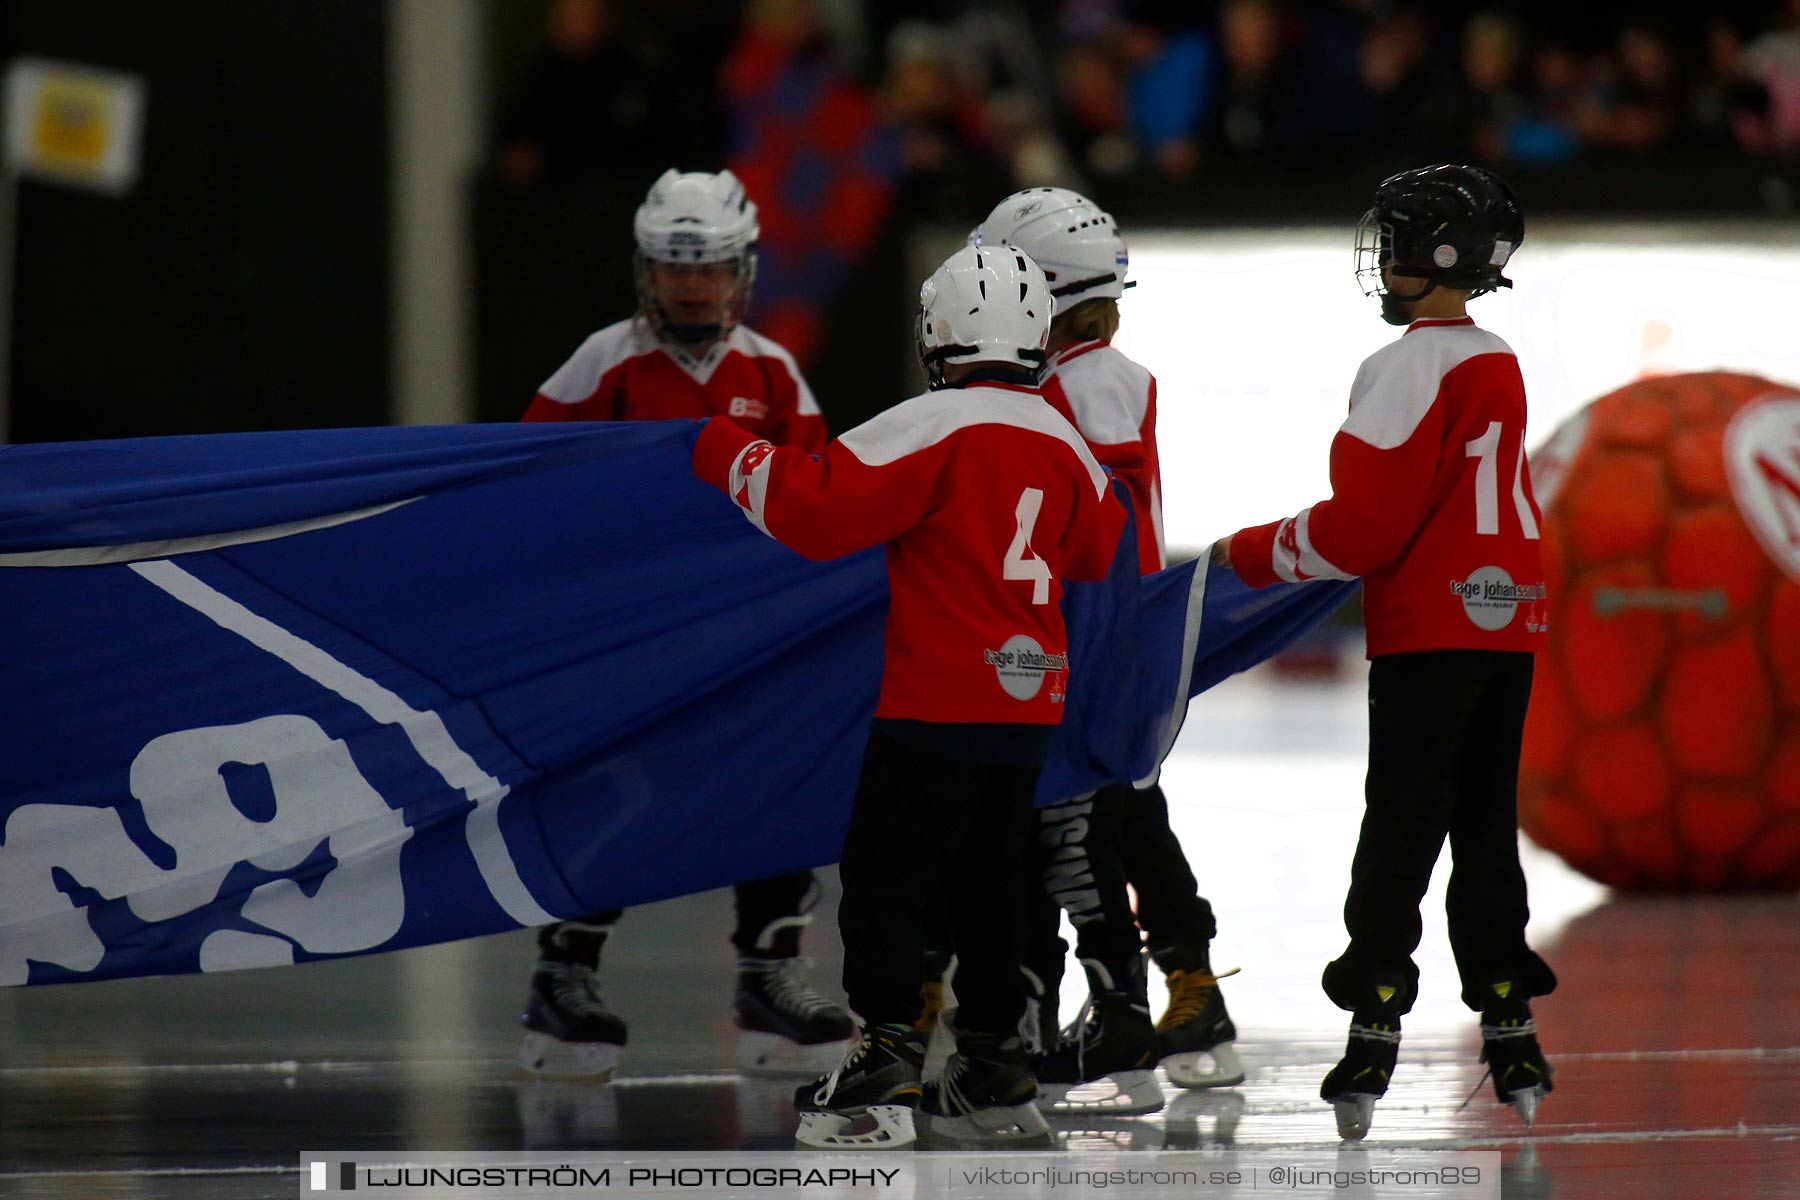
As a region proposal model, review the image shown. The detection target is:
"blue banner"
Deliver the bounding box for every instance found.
[0,421,1352,986]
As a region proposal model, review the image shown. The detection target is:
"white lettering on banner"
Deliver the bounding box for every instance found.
[0,804,165,985]
[128,560,555,928]
[0,560,563,986]
[0,715,414,984]
[129,716,411,953]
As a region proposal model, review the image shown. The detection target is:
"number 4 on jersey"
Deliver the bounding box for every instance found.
[1004,487,1052,604]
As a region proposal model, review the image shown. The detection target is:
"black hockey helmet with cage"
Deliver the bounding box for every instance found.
[1355,164,1524,310]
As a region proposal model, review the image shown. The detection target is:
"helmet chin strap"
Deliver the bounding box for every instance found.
[1379,277,1437,326]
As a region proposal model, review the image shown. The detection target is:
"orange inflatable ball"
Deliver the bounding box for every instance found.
[1519,372,1800,892]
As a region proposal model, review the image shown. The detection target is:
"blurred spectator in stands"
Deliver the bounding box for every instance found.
[1210,0,1303,160]
[1746,0,1800,151]
[1587,22,1683,151]
[1056,36,1139,176]
[722,0,902,367]
[1290,0,1377,162]
[1456,11,1528,162]
[881,21,1012,213]
[1116,4,1216,179]
[1489,38,1586,166]
[1692,17,1775,153]
[494,0,659,188]
[1359,5,1436,159]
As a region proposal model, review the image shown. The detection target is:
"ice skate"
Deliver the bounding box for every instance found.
[1155,963,1246,1089]
[1035,956,1164,1116]
[1479,1006,1553,1128]
[919,1030,1054,1146]
[519,959,628,1079]
[1320,1020,1401,1141]
[734,913,853,1075]
[792,1023,926,1150]
[735,956,854,1076]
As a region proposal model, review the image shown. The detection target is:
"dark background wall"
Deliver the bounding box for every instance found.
[1,0,390,442]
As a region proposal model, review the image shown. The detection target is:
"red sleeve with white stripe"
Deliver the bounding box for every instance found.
[1229,344,1445,588]
[692,415,935,561]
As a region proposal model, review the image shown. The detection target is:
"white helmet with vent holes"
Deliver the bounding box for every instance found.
[633,168,758,263]
[972,187,1130,316]
[916,244,1052,388]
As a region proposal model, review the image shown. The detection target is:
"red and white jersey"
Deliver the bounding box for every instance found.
[1228,317,1547,656]
[693,382,1128,725]
[1041,339,1165,574]
[523,318,827,453]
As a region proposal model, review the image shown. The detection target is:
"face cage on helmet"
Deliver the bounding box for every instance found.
[1354,209,1412,301]
[1354,207,1510,306]
[634,251,757,349]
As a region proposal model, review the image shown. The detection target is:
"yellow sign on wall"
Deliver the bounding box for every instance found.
[4,58,146,194]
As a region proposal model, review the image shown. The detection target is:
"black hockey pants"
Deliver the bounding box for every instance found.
[1323,650,1556,1016]
[838,723,1040,1036]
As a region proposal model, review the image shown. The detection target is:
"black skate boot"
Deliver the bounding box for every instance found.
[1478,987,1553,1128]
[1320,1019,1401,1141]
[919,1030,1054,1146]
[792,1023,926,1149]
[1151,942,1245,1088]
[1035,956,1164,1115]
[735,914,853,1076]
[520,922,628,1079]
[1319,964,1413,1140]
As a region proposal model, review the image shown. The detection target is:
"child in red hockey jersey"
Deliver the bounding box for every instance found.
[973,187,1243,1116]
[693,243,1126,1149]
[519,169,847,1083]
[1218,164,1556,1140]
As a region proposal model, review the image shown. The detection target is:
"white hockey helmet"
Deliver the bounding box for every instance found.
[916,243,1052,388]
[972,187,1130,316]
[633,168,759,346]
[633,168,759,263]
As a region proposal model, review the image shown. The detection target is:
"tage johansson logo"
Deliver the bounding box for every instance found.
[984,634,1068,701]
[1450,566,1547,632]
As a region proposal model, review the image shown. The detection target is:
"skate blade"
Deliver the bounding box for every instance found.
[1037,1069,1165,1116]
[921,1100,1055,1147]
[518,1032,619,1081]
[1331,1095,1377,1141]
[795,1104,917,1150]
[1162,1041,1246,1089]
[736,1031,852,1078]
[1508,1084,1548,1128]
